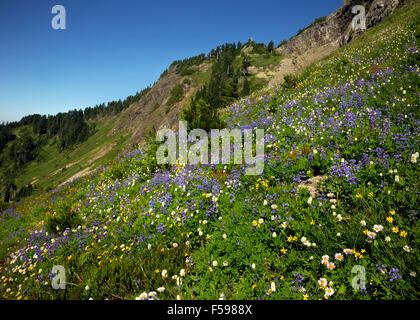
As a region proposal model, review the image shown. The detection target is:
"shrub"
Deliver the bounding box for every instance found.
[283,74,298,89]
[45,200,81,234]
[180,68,195,76]
[166,84,184,106]
[181,98,225,132]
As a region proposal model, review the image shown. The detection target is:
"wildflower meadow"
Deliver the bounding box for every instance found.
[0,2,419,301]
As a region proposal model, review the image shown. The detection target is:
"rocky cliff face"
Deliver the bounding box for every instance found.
[112,62,209,145]
[112,64,182,145]
[277,0,413,56]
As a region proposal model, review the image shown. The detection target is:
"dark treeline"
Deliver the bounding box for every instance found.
[2,85,152,153]
[15,110,90,151]
[0,86,152,203]
[0,124,16,154]
[83,86,151,120]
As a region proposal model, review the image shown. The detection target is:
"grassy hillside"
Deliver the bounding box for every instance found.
[0,45,285,202]
[0,117,131,196]
[0,1,419,300]
[15,118,131,191]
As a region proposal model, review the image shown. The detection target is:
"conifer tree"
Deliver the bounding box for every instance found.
[182,98,224,133]
[268,40,274,53]
[241,77,250,97]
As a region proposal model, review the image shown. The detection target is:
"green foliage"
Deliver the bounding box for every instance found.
[251,42,268,54]
[0,84,151,193]
[0,124,16,154]
[167,84,184,106]
[159,68,169,79]
[14,184,33,202]
[283,74,298,89]
[241,77,250,96]
[45,200,81,235]
[268,40,275,53]
[1,0,419,302]
[267,95,282,113]
[181,98,225,132]
[242,55,251,75]
[9,131,39,167]
[334,56,350,73]
[1,177,16,202]
[57,110,90,150]
[108,163,125,180]
[0,200,9,212]
[175,54,206,75]
[180,68,195,76]
[150,103,160,114]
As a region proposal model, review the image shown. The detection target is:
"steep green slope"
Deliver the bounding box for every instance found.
[0,42,284,204]
[0,1,419,300]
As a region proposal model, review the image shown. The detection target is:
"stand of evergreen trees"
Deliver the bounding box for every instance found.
[0,85,153,203]
[0,124,16,154]
[0,38,277,202]
[181,39,276,132]
[2,85,152,155]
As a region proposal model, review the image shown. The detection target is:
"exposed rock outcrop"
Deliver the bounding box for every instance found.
[114,0,414,147]
[277,0,413,56]
[112,64,183,145]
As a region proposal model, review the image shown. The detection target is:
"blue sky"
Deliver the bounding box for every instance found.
[0,0,341,123]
